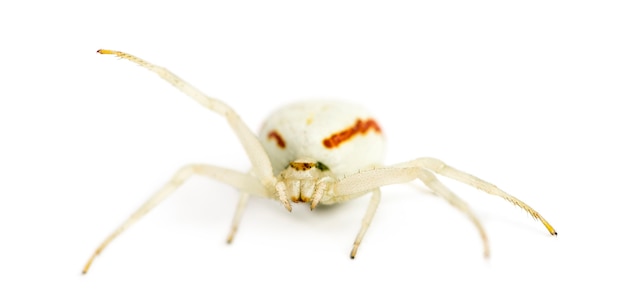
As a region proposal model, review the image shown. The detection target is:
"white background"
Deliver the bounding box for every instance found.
[1,1,624,306]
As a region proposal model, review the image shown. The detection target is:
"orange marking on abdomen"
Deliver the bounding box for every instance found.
[322,118,381,149]
[267,130,286,149]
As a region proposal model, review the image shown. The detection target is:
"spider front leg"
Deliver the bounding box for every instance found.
[336,168,489,258]
[333,158,556,257]
[82,164,267,274]
[412,158,557,236]
[97,49,277,190]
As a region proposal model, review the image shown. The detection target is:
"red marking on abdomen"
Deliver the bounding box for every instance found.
[322,118,381,149]
[267,130,286,149]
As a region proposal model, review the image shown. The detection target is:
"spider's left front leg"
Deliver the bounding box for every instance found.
[334,158,557,240]
[334,167,489,258]
[409,158,557,236]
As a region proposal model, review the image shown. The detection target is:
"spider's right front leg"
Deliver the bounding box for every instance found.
[97,49,278,191]
[82,164,267,274]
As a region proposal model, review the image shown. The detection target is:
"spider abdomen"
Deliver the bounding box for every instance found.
[259,101,386,176]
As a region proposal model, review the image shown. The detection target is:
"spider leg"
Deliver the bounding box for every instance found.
[333,159,556,236]
[82,164,266,274]
[415,168,489,258]
[411,158,556,236]
[226,192,250,244]
[350,188,381,259]
[97,49,277,190]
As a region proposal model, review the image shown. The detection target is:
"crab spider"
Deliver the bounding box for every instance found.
[82,49,557,274]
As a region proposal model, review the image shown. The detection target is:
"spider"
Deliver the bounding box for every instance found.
[82,49,557,274]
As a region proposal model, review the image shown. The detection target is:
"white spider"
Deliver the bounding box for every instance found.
[82,49,557,274]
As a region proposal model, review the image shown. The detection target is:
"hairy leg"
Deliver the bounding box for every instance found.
[82,164,266,274]
[415,167,490,257]
[226,192,250,244]
[413,158,556,236]
[350,188,381,259]
[97,49,277,189]
[334,159,556,236]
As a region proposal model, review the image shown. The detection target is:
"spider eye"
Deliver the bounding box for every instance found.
[286,161,330,171]
[315,162,329,171]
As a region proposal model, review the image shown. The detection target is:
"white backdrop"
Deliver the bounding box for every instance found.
[1,1,624,306]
